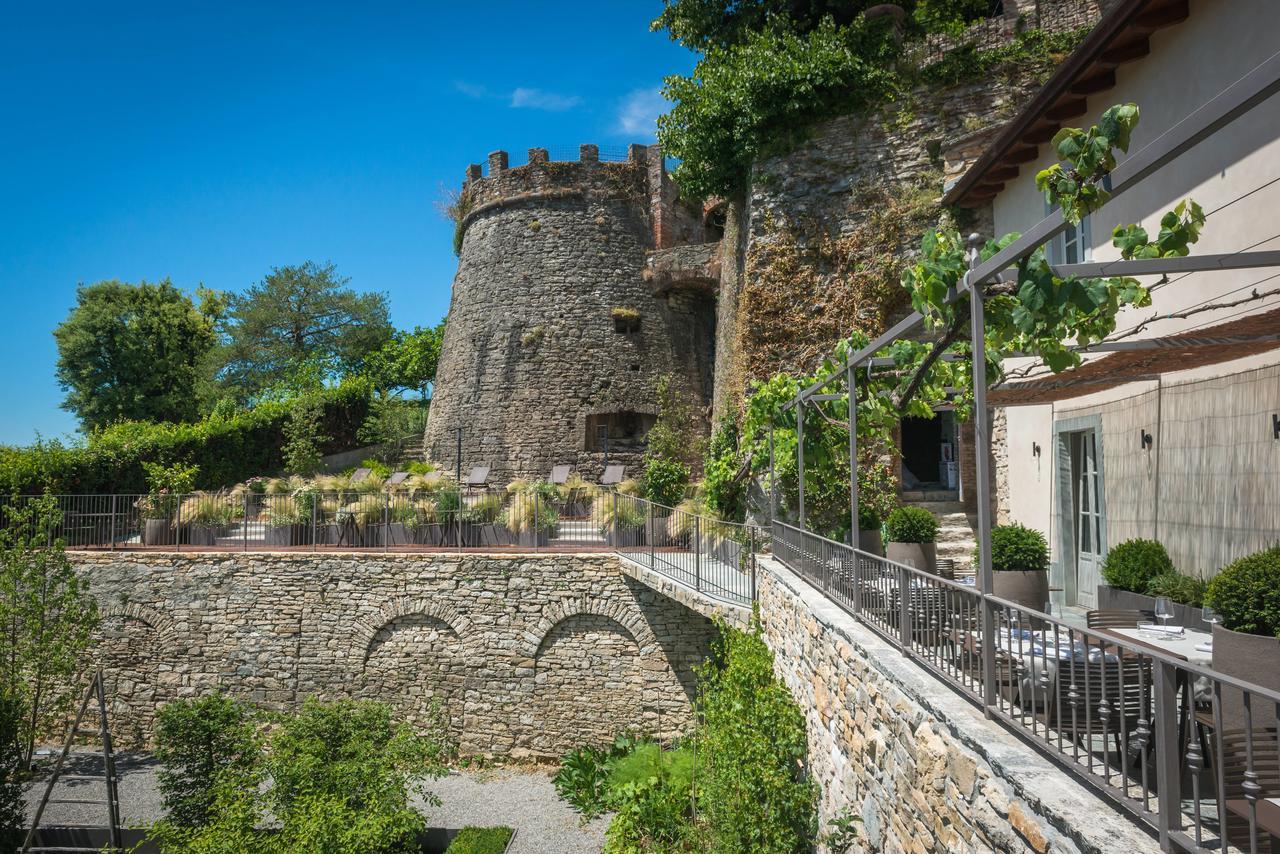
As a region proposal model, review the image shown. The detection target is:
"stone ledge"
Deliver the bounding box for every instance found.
[759,557,1158,854]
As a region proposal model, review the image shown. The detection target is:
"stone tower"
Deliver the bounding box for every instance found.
[425,144,720,482]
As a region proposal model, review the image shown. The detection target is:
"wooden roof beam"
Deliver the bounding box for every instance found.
[1046,97,1089,122]
[1100,38,1151,66]
[1071,69,1117,96]
[1134,0,1189,30]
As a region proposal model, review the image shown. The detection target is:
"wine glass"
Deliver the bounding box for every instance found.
[1202,605,1221,647]
[1155,597,1173,632]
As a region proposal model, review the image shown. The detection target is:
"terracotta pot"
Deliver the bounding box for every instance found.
[1212,625,1280,731]
[886,541,937,575]
[857,529,883,557]
[992,569,1050,613]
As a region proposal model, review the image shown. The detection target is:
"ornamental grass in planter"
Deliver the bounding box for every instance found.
[984,524,1050,613]
[1205,545,1280,729]
[597,493,646,547]
[179,493,237,546]
[884,506,938,575]
[503,483,558,547]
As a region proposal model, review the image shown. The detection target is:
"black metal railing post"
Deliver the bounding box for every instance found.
[311,495,317,553]
[1153,659,1181,849]
[694,515,701,592]
[383,493,390,554]
[649,501,655,568]
[749,527,757,603]
[175,493,182,553]
[109,494,117,552]
[898,564,911,649]
[611,490,618,549]
[243,493,249,552]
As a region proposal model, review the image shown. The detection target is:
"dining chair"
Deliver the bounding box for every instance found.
[1086,609,1155,629]
[1043,653,1152,765]
[1217,727,1280,852]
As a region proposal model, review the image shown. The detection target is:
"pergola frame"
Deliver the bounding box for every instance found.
[770,48,1280,719]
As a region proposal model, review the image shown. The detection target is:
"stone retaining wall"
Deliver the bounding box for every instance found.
[757,557,1157,853]
[75,551,716,757]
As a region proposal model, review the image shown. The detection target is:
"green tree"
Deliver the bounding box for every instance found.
[0,688,21,851]
[281,396,329,477]
[363,321,446,399]
[0,494,99,767]
[155,693,260,828]
[217,262,392,399]
[53,279,219,429]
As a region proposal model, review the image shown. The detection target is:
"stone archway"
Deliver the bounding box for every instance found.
[527,612,645,755]
[94,603,177,748]
[354,601,471,740]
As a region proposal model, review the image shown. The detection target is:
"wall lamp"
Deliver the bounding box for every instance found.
[1032,442,1041,458]
[1140,429,1154,451]
[1273,413,1279,440]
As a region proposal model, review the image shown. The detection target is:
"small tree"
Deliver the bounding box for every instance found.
[0,494,99,767]
[155,694,259,828]
[282,396,328,477]
[0,688,22,851]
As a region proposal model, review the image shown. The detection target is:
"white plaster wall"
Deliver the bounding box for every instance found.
[992,0,1280,343]
[1002,404,1055,537]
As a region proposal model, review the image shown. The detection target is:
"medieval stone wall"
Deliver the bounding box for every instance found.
[73,551,716,757]
[425,146,716,483]
[757,557,1158,853]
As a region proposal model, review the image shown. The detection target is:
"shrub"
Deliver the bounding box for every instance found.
[604,775,694,853]
[0,378,372,495]
[1101,539,1174,593]
[884,506,938,544]
[695,623,817,852]
[1146,572,1207,608]
[446,826,515,853]
[0,689,22,852]
[987,524,1049,572]
[642,457,690,508]
[553,731,647,820]
[701,421,746,521]
[1205,546,1280,637]
[155,694,259,828]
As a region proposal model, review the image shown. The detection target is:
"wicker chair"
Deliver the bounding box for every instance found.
[1086,609,1154,629]
[1042,653,1152,763]
[935,558,956,581]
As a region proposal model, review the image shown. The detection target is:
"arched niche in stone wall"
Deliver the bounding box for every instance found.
[93,603,177,749]
[352,600,473,742]
[528,613,645,756]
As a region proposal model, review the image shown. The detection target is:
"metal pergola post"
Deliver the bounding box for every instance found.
[767,424,776,523]
[966,235,998,715]
[847,361,859,550]
[796,400,806,529]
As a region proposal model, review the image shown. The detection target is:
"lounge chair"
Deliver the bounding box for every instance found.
[464,466,491,490]
[601,464,625,486]
[549,465,572,485]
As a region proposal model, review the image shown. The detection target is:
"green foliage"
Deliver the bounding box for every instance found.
[1205,546,1280,637]
[658,17,903,198]
[53,279,220,429]
[140,460,200,518]
[702,421,747,521]
[362,321,445,398]
[1036,104,1139,223]
[652,0,876,52]
[987,523,1049,572]
[645,374,703,468]
[0,494,99,767]
[0,379,372,495]
[1146,572,1207,608]
[642,457,690,508]
[694,622,817,852]
[0,689,21,852]
[357,394,428,465]
[446,826,515,853]
[1101,538,1175,593]
[215,261,393,400]
[155,694,259,828]
[604,773,695,853]
[553,742,617,820]
[920,27,1089,86]
[282,396,329,477]
[884,506,938,544]
[152,697,447,854]
[857,458,898,530]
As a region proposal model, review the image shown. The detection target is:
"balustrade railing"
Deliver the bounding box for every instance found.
[773,517,1280,852]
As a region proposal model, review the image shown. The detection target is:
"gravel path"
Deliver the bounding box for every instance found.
[23,752,606,852]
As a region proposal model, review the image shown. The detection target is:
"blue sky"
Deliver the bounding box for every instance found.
[0,1,694,445]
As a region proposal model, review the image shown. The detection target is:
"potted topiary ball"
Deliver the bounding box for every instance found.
[1099,538,1174,612]
[983,524,1050,613]
[857,505,885,557]
[884,506,938,575]
[1204,546,1280,729]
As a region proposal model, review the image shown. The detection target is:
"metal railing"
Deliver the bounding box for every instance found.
[773,518,1280,853]
[609,494,758,607]
[2,489,620,553]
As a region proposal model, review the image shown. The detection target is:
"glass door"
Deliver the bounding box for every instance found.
[1070,430,1103,608]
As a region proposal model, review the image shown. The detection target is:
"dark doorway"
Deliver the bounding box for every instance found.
[900,416,943,486]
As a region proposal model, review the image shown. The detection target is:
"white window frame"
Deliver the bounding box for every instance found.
[1045,201,1092,265]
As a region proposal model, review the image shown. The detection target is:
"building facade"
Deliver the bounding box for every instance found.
[947,0,1280,604]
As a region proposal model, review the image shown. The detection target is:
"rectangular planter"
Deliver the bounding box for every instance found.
[607,527,644,548]
[516,529,550,548]
[1097,584,1209,631]
[264,524,311,547]
[183,524,220,547]
[142,518,174,546]
[413,523,446,546]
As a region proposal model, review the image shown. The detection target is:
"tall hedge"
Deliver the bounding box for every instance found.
[0,380,372,495]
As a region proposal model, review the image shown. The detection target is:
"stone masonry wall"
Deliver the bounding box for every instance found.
[73,552,716,757]
[426,147,716,483]
[757,557,1157,853]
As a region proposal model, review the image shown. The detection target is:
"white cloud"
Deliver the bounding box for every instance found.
[616,88,667,139]
[454,81,489,99]
[509,88,583,112]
